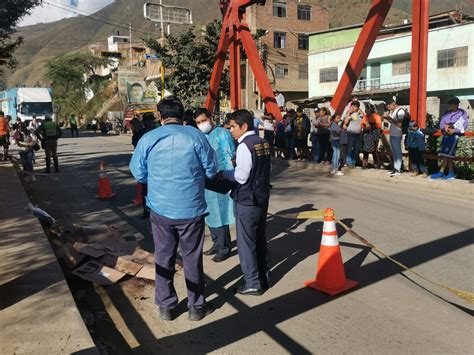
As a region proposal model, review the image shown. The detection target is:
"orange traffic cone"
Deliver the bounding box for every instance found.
[132,182,143,205]
[304,208,358,295]
[95,161,116,200]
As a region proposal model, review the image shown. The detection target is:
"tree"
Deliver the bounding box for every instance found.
[144,20,230,108]
[46,53,111,121]
[0,0,42,72]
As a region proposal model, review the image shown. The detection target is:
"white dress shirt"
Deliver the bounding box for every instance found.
[223,131,255,184]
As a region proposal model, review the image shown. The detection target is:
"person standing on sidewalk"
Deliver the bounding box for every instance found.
[222,109,271,296]
[0,111,10,161]
[36,114,62,173]
[195,108,236,263]
[343,101,364,168]
[69,114,79,137]
[385,99,408,176]
[130,97,218,322]
[330,114,344,176]
[292,108,310,161]
[310,108,320,163]
[17,123,38,182]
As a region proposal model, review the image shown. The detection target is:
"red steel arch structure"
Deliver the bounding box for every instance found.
[204,0,282,121]
[206,0,430,127]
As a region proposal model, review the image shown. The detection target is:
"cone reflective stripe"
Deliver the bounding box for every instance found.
[132,182,143,205]
[95,161,116,200]
[304,208,358,296]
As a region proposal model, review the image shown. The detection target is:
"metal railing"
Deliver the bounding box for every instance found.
[354,79,411,92]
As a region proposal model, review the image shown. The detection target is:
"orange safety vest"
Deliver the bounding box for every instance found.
[0,117,8,136]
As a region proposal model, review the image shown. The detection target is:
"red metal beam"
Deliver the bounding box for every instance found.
[229,31,242,110]
[239,22,282,120]
[330,0,393,115]
[410,0,430,128]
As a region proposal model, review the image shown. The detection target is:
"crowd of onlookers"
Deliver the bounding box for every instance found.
[248,96,469,180]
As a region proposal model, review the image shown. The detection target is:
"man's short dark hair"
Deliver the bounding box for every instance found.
[0,111,4,117]
[351,100,361,108]
[230,109,254,130]
[157,97,184,120]
[296,107,303,113]
[194,108,212,119]
[388,98,397,105]
[142,112,155,122]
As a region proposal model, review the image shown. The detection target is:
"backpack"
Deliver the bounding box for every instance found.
[400,108,411,134]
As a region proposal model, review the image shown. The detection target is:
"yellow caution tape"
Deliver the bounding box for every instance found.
[274,210,474,305]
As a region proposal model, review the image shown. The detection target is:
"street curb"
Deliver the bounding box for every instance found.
[272,158,473,196]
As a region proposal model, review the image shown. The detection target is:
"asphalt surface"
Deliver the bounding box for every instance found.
[14,131,473,354]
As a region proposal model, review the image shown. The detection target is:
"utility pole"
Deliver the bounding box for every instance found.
[129,23,133,68]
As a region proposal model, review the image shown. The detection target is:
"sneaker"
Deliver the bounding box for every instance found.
[442,172,455,180]
[203,245,218,256]
[30,175,37,182]
[335,171,344,176]
[24,175,31,182]
[330,169,336,175]
[387,170,395,175]
[188,303,215,321]
[390,170,401,177]
[430,172,444,180]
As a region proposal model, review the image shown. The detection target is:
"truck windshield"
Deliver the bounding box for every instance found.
[21,102,53,115]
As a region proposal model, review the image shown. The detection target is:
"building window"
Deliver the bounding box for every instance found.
[319,67,338,83]
[273,0,286,18]
[298,64,308,79]
[275,64,289,79]
[298,35,308,51]
[392,58,411,76]
[274,31,286,49]
[437,46,468,68]
[297,5,311,21]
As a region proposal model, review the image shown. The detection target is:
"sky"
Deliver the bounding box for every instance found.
[19,0,115,27]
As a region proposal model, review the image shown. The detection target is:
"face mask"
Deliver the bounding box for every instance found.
[198,121,212,134]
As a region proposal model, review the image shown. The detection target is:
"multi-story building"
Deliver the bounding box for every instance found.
[245,0,329,110]
[305,11,474,119]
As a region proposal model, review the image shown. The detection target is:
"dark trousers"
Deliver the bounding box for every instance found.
[235,202,270,289]
[43,139,59,171]
[209,225,231,256]
[141,183,149,215]
[151,212,206,308]
[318,133,331,162]
[408,148,426,173]
[263,130,275,147]
[347,133,362,167]
[70,125,79,137]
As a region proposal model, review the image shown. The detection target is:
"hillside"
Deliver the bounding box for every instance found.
[6,0,473,86]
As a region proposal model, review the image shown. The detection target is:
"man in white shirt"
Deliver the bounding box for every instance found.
[223,109,271,296]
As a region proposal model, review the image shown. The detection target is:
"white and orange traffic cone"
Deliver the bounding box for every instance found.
[95,161,116,200]
[132,182,143,205]
[304,208,358,295]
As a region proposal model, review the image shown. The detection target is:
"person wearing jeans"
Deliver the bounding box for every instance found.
[390,135,403,174]
[310,108,320,162]
[343,101,363,168]
[385,99,408,176]
[329,115,343,176]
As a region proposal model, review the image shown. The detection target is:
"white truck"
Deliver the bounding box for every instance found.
[0,87,54,123]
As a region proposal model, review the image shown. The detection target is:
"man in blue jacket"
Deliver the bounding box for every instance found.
[130,97,218,321]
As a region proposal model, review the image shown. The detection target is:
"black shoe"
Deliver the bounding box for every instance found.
[212,253,229,263]
[188,303,215,321]
[44,169,51,174]
[159,306,176,321]
[203,245,218,256]
[141,211,150,219]
[235,285,263,296]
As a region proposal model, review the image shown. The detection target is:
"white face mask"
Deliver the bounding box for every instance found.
[198,121,212,134]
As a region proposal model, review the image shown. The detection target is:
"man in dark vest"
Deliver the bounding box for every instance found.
[222,109,271,295]
[36,114,62,173]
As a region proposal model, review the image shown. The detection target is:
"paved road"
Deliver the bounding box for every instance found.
[16,131,473,354]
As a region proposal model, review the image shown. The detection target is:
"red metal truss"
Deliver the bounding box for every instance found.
[330,0,393,116]
[331,0,430,128]
[205,0,282,120]
[410,0,430,128]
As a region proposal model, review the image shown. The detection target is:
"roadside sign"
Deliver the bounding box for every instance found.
[144,54,160,60]
[143,3,192,25]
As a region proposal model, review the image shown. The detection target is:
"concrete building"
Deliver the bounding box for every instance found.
[244,0,329,110]
[305,11,474,119]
